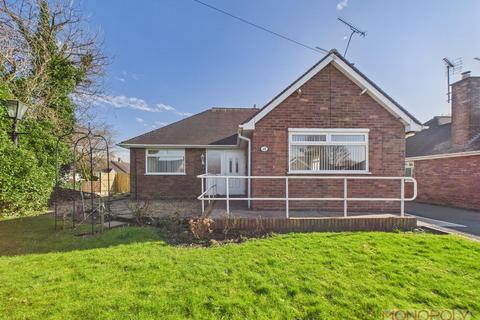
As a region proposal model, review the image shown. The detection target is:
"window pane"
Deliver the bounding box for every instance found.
[290,145,366,171]
[207,153,221,174]
[331,134,365,142]
[158,149,184,156]
[292,134,326,142]
[148,157,184,173]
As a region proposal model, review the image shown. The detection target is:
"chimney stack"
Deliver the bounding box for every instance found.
[451,72,480,146]
[461,71,471,79]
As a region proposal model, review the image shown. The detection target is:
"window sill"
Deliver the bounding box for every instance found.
[144,172,187,176]
[287,171,372,175]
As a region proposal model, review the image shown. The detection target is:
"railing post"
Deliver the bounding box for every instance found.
[201,176,205,214]
[226,177,230,215]
[285,177,289,218]
[343,178,348,217]
[400,178,405,217]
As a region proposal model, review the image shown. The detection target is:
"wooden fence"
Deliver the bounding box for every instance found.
[115,173,130,193]
[211,216,417,233]
[82,172,130,195]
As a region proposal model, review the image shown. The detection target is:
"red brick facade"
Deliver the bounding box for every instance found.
[130,148,204,199]
[250,64,406,212]
[409,155,480,210]
[128,63,410,214]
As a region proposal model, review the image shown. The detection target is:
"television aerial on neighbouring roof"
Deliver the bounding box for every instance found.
[443,57,462,103]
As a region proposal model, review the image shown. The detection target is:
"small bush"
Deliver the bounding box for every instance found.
[189,217,214,240]
[127,200,151,225]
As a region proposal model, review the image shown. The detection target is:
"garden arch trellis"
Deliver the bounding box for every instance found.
[54,126,112,234]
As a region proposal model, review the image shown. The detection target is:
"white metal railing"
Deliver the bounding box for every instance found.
[199,179,217,213]
[197,174,417,218]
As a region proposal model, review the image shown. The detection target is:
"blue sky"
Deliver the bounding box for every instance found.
[80,0,480,160]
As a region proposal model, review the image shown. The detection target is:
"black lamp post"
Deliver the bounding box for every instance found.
[1,99,29,147]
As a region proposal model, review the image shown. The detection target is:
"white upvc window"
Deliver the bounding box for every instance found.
[405,161,414,177]
[145,149,186,175]
[288,129,369,174]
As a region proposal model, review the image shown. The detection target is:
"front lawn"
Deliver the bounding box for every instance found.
[0,215,479,319]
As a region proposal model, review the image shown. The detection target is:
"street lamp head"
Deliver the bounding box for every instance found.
[1,99,29,121]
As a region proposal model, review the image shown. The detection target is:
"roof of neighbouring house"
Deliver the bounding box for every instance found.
[110,160,130,174]
[97,160,130,174]
[119,107,259,147]
[406,116,480,157]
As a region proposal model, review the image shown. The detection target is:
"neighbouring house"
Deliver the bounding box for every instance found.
[406,71,480,210]
[82,159,131,195]
[120,49,423,213]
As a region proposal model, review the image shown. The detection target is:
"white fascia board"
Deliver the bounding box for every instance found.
[118,143,240,149]
[332,58,423,132]
[288,128,370,133]
[240,53,423,132]
[241,55,335,130]
[406,150,480,161]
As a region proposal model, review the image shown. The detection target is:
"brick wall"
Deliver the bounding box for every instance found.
[451,76,480,146]
[250,64,406,213]
[130,148,205,199]
[410,155,480,210]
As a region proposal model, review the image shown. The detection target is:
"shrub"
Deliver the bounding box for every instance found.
[0,144,54,217]
[127,200,151,225]
[189,217,214,240]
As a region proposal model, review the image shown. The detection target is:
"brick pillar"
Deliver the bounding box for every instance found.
[451,74,480,146]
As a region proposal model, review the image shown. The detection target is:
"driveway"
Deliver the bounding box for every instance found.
[406,202,480,236]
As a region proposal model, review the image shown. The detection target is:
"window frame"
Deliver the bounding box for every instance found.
[405,161,414,177]
[287,128,370,174]
[145,148,186,175]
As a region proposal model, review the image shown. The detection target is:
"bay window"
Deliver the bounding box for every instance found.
[288,129,369,173]
[146,149,185,175]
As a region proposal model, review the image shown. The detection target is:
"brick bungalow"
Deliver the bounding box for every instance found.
[406,71,480,211]
[119,50,423,213]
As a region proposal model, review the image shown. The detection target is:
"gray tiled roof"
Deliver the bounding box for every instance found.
[120,107,258,146]
[406,116,480,157]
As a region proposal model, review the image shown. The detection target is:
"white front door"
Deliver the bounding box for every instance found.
[206,150,246,195]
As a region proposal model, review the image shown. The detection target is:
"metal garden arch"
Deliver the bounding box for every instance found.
[54,126,111,234]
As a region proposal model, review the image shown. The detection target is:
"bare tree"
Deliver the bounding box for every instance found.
[71,121,116,181]
[0,0,107,130]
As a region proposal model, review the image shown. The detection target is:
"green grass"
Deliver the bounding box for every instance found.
[0,215,479,319]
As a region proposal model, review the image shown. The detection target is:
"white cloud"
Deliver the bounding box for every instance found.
[135,117,144,123]
[118,71,140,82]
[337,0,348,10]
[154,121,168,127]
[156,103,193,116]
[94,95,156,112]
[157,104,175,111]
[93,95,193,116]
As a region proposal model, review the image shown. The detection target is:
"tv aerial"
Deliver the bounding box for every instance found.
[338,17,366,57]
[443,57,462,103]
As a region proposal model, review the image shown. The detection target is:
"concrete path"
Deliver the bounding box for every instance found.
[406,202,480,236]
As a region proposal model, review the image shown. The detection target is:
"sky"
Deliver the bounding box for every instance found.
[79,0,480,161]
